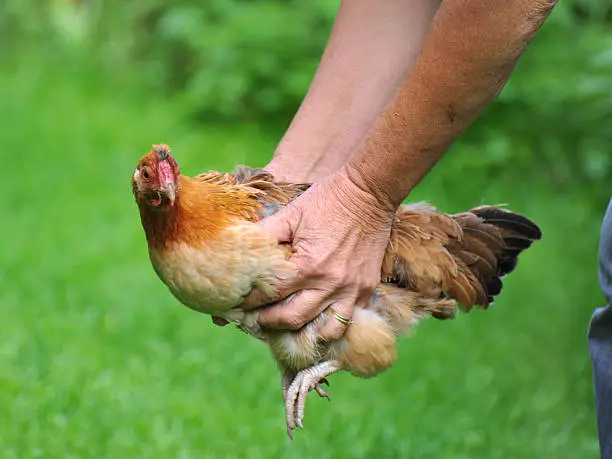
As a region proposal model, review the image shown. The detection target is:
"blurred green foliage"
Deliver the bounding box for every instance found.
[0,0,609,458]
[3,0,610,198]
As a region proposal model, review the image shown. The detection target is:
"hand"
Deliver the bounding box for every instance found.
[250,168,395,341]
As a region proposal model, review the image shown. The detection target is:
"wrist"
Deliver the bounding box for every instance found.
[329,167,397,231]
[264,157,305,183]
[264,147,324,183]
[341,160,401,215]
[265,149,344,184]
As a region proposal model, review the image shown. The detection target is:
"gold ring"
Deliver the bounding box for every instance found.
[330,308,353,326]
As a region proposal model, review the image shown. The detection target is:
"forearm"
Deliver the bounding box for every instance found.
[345,0,558,209]
[266,0,442,183]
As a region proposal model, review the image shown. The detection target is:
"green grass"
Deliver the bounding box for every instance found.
[0,53,603,458]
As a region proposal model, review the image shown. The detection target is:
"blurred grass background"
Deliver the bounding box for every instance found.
[1,1,610,458]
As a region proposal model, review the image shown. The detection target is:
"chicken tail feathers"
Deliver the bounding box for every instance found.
[382,203,541,316]
[467,206,542,277]
[450,206,542,311]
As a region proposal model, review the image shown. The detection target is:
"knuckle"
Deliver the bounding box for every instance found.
[363,278,380,292]
[298,263,318,279]
[271,281,294,302]
[323,324,347,341]
[293,255,315,278]
[285,311,310,330]
[325,271,345,288]
[297,252,331,280]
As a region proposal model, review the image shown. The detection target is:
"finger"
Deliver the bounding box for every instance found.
[318,301,354,342]
[356,284,378,309]
[257,206,296,243]
[211,316,229,327]
[258,289,329,330]
[238,272,304,310]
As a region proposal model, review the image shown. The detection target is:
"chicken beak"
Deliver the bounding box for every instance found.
[157,160,176,206]
[162,182,176,206]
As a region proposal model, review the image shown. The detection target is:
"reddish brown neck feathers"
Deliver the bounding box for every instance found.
[136,175,260,251]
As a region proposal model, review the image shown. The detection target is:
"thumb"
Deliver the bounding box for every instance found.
[211,316,229,327]
[256,205,298,243]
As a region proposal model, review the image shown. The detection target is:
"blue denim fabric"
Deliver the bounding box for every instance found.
[589,198,612,459]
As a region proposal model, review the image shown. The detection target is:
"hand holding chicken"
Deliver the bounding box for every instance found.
[132,145,541,437]
[253,170,397,341]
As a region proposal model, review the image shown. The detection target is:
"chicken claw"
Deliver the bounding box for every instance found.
[285,361,342,438]
[314,381,330,400]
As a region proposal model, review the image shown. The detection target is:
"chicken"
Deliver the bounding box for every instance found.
[132,144,542,437]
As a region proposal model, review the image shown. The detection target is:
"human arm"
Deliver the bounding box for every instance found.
[344,0,559,211]
[265,0,443,183]
[255,0,559,341]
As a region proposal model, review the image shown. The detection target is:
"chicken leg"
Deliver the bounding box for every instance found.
[280,367,295,404]
[285,360,342,437]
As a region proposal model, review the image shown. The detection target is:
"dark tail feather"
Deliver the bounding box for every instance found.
[469,206,542,239]
[469,206,542,278]
[447,206,541,311]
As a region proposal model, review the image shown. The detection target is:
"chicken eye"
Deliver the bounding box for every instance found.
[142,170,150,180]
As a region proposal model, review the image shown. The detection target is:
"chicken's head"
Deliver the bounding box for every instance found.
[132,144,180,209]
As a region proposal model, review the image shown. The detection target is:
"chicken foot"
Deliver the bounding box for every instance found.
[283,371,330,403]
[285,360,342,438]
[281,367,332,439]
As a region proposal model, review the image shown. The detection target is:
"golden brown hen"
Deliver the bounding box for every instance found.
[132,144,541,437]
